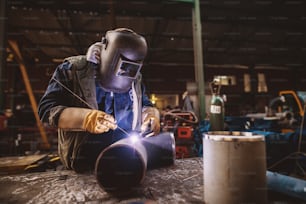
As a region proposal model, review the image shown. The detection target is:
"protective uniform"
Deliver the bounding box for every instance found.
[38,28,160,172]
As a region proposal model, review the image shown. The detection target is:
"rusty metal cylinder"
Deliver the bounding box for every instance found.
[95,132,175,192]
[203,131,267,204]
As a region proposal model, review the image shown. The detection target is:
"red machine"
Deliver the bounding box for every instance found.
[161,109,198,158]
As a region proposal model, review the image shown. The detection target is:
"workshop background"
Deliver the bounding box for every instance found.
[0,0,306,203]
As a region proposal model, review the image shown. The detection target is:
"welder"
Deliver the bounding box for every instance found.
[38,28,160,173]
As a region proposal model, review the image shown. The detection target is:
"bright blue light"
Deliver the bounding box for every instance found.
[129,133,140,144]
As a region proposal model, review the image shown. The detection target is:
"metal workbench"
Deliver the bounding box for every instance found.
[0,157,304,204]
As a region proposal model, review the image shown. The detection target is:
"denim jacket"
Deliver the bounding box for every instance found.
[38,55,153,170]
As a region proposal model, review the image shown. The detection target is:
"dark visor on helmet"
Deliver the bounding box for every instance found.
[115,58,142,79]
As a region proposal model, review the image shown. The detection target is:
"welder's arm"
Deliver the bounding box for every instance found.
[141,107,160,136]
[58,108,117,134]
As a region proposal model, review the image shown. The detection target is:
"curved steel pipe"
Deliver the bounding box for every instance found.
[142,132,176,170]
[95,132,175,192]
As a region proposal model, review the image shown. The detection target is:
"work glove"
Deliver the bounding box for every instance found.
[86,42,103,64]
[141,107,160,137]
[58,108,117,134]
[83,110,117,134]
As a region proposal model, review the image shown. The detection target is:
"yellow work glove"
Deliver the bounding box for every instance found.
[141,107,160,136]
[83,110,117,134]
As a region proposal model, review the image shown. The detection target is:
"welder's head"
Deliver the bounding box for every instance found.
[99,28,147,93]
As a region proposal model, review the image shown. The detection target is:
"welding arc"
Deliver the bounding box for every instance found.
[52,77,130,137]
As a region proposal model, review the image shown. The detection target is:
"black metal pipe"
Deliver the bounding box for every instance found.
[142,132,176,170]
[94,132,175,192]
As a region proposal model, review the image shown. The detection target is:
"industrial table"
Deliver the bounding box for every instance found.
[0,157,304,203]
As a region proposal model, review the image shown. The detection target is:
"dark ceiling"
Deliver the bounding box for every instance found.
[4,0,306,95]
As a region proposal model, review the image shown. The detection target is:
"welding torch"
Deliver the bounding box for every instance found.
[140,118,154,138]
[98,117,153,139]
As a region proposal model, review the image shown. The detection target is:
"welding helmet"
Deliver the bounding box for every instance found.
[99,28,147,93]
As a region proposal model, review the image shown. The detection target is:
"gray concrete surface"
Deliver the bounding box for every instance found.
[0,157,305,204]
[0,158,203,204]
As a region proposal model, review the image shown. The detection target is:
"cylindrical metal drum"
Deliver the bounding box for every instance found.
[203,131,267,204]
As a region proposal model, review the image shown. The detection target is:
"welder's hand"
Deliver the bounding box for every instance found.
[141,117,160,137]
[141,107,160,136]
[83,110,117,134]
[86,42,103,64]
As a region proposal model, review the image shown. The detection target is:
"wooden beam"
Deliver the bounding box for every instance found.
[8,40,51,150]
[0,154,47,175]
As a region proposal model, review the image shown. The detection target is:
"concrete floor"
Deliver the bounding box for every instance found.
[0,157,305,204]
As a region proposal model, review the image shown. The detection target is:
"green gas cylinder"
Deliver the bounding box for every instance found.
[209,81,224,131]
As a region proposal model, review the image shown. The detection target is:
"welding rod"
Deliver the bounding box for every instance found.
[53,77,130,136]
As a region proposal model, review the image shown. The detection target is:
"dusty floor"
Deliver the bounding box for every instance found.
[0,157,305,204]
